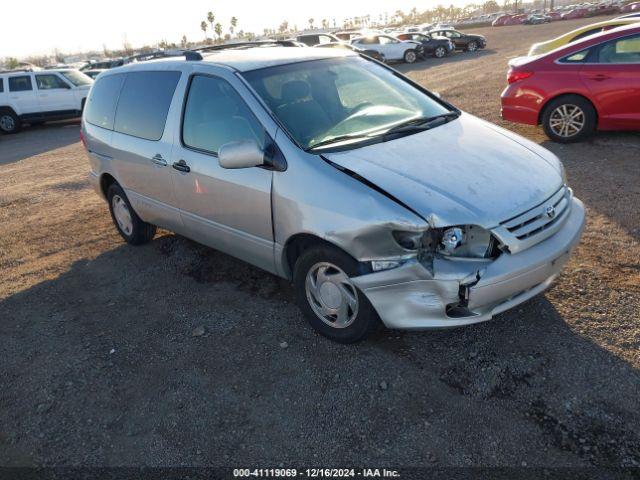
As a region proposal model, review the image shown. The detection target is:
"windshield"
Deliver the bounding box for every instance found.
[60,70,93,86]
[242,57,453,151]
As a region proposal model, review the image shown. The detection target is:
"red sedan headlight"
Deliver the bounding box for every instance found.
[507,70,534,84]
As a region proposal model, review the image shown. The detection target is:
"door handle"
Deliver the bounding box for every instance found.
[588,74,610,81]
[151,154,167,166]
[172,159,191,173]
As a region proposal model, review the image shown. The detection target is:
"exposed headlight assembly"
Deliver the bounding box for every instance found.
[437,225,498,259]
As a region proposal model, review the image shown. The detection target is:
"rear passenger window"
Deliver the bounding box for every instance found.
[9,76,33,92]
[182,75,265,154]
[114,71,181,141]
[85,74,125,130]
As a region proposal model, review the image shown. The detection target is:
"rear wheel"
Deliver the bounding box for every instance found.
[107,183,156,245]
[403,49,417,64]
[541,95,596,143]
[434,46,447,58]
[293,245,380,343]
[0,110,21,134]
[467,41,478,52]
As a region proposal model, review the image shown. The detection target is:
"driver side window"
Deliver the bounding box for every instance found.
[182,75,265,155]
[379,36,398,45]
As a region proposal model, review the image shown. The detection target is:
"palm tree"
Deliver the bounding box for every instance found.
[230,16,238,35]
[201,21,208,40]
[215,22,223,40]
[207,12,215,35]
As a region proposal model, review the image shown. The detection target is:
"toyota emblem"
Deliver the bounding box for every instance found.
[545,206,556,218]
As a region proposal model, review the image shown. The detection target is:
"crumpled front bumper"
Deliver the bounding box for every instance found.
[351,197,586,329]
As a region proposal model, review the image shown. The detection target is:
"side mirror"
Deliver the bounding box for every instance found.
[218,139,264,169]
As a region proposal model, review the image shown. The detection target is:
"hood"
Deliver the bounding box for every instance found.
[323,113,563,228]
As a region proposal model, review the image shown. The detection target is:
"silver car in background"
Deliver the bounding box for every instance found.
[82,47,585,343]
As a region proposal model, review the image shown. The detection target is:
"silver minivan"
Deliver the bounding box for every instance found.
[82,47,585,343]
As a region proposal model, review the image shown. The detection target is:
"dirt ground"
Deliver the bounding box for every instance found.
[1,17,639,469]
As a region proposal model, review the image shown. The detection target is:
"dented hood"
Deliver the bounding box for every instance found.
[323,113,563,228]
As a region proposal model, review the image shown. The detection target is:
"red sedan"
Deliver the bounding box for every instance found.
[501,24,640,142]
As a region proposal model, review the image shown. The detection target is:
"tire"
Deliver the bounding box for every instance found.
[541,95,596,143]
[293,245,380,343]
[0,110,21,134]
[403,49,417,64]
[107,183,156,245]
[434,46,447,58]
[467,41,478,52]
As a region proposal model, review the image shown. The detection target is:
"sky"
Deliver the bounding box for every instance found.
[1,0,470,58]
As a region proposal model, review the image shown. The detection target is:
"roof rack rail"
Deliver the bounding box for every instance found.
[193,40,302,52]
[0,67,36,74]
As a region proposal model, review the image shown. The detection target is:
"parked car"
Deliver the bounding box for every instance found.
[396,32,455,58]
[429,29,487,51]
[561,8,590,19]
[524,14,552,24]
[619,1,640,13]
[295,33,342,46]
[503,14,529,25]
[350,35,423,63]
[502,24,640,142]
[334,31,366,42]
[546,11,564,21]
[83,46,584,342]
[0,68,93,133]
[83,69,106,79]
[528,18,640,55]
[492,14,514,26]
[314,42,385,62]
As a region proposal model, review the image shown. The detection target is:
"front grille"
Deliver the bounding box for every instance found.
[493,186,572,254]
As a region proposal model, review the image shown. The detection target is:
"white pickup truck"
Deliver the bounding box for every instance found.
[0,69,93,133]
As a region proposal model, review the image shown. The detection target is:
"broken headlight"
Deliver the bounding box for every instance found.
[436,225,499,259]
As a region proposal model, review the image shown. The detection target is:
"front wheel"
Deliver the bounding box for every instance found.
[467,41,478,52]
[541,95,596,143]
[434,46,447,58]
[107,183,157,245]
[403,49,417,64]
[293,246,380,343]
[0,110,21,134]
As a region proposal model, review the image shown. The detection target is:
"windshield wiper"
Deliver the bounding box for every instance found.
[305,133,373,151]
[381,111,460,140]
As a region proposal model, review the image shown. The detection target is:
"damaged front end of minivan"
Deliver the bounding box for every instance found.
[344,191,586,330]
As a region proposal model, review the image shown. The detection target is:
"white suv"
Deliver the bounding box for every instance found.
[0,69,93,133]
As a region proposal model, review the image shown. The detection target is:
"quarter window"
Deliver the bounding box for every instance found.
[9,76,32,92]
[560,49,591,63]
[85,74,125,130]
[36,74,69,90]
[182,75,265,154]
[113,71,181,141]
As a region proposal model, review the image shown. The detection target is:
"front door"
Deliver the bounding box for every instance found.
[580,33,640,129]
[171,73,275,273]
[34,73,76,113]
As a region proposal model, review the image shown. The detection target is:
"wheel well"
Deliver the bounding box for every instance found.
[538,93,598,125]
[99,173,117,199]
[0,106,18,116]
[283,233,356,279]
